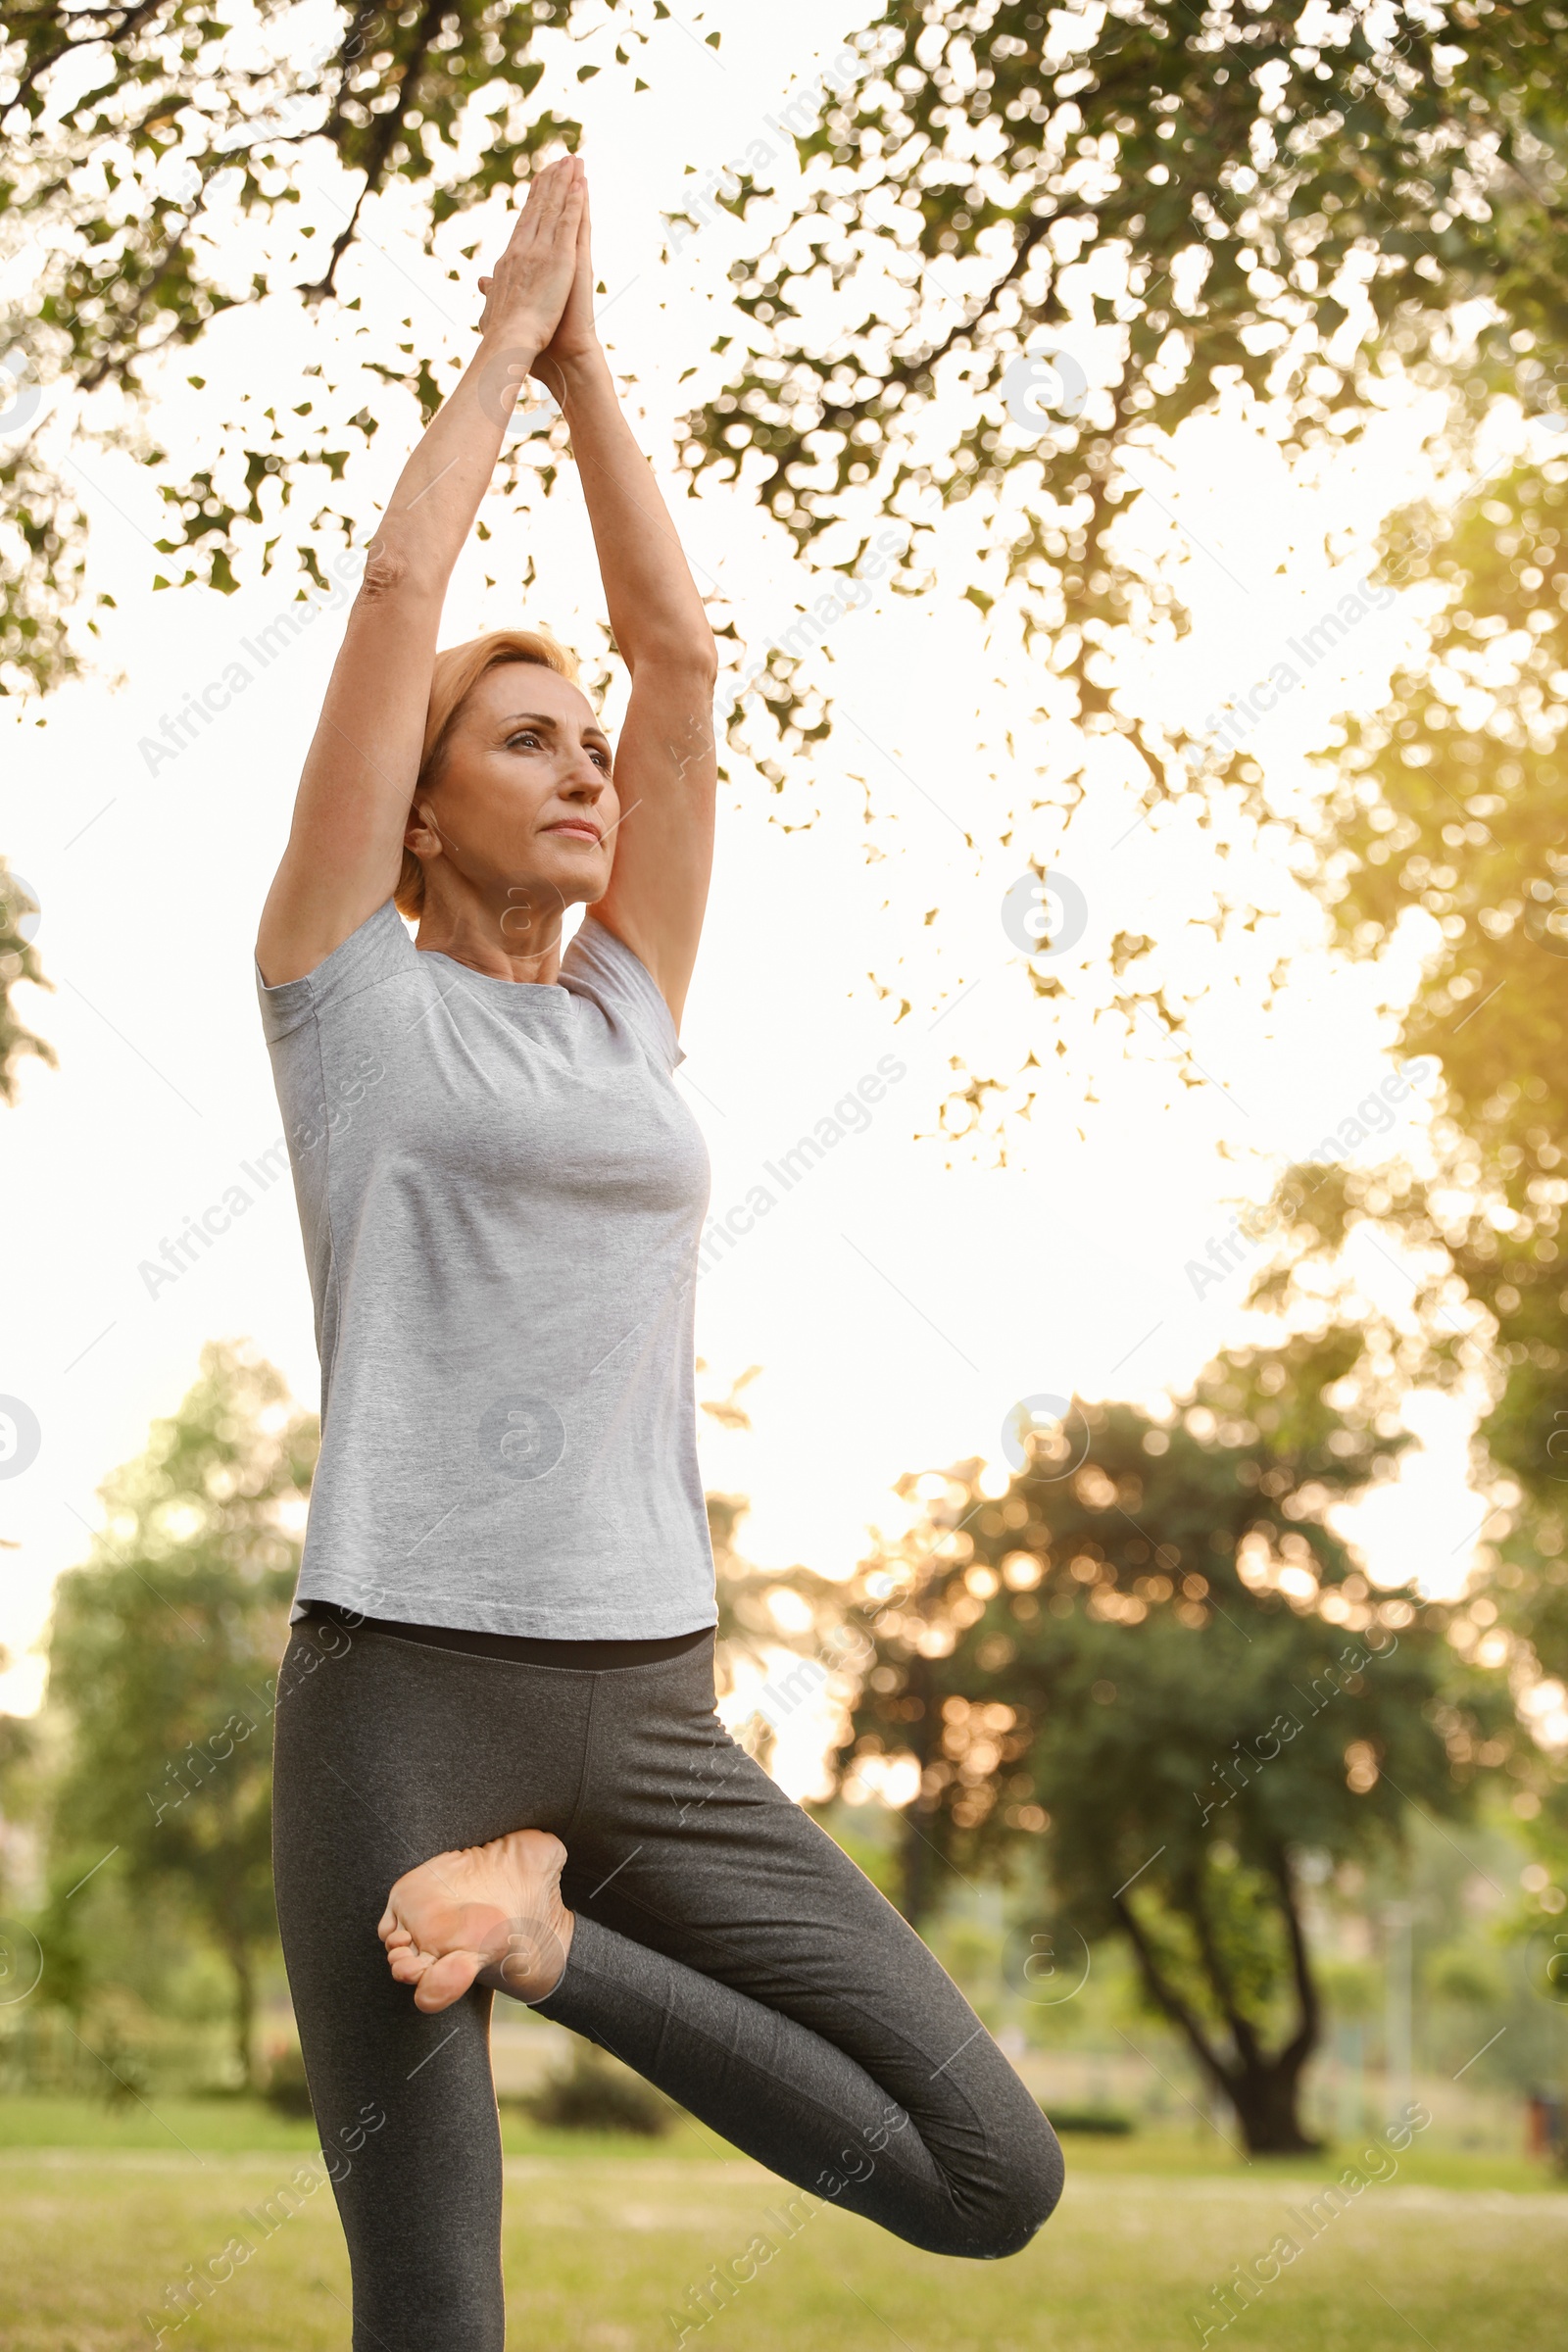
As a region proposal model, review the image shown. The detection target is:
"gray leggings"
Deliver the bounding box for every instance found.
[271,1611,1063,2350]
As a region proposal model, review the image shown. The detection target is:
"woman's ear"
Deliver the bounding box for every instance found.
[405,800,443,860]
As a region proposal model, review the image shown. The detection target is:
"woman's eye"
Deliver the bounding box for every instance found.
[508,730,542,751]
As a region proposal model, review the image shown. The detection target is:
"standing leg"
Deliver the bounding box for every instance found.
[271,1619,590,2351]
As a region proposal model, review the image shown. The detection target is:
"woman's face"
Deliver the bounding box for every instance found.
[408,661,617,943]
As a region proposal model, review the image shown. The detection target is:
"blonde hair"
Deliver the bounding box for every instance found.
[395,627,582,921]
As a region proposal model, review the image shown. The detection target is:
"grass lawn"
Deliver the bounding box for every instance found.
[0,2099,1561,2349]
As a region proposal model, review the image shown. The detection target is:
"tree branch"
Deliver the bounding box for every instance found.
[1267,1841,1321,2072]
[308,0,451,300]
[4,1,170,116]
[1111,1886,1234,2096]
[1186,1862,1263,2074]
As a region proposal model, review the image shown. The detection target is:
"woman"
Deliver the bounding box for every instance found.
[258,156,1062,2350]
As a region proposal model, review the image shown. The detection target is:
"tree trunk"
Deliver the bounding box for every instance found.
[227,1938,256,2092]
[1223,1845,1324,2153]
[1222,2051,1321,2155]
[899,1656,940,1929]
[901,1800,937,1930]
[1111,1860,1325,2157]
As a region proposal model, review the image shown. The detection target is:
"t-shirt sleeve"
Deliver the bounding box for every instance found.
[563,915,684,1071]
[255,899,417,1043]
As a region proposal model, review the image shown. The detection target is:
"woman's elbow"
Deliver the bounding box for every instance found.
[629,637,719,689]
[353,538,445,612]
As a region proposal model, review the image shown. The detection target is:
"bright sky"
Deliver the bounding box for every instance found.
[0,1,1515,1714]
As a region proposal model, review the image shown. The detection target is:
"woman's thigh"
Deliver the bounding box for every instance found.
[561,1645,1060,2238]
[270,1620,593,2350]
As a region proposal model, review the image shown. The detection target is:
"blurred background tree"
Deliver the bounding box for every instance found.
[0,0,609,692]
[679,0,1568,771]
[1242,445,1568,1954]
[7,2,1568,1071]
[0,1684,38,1918]
[39,1341,316,2088]
[0,862,50,1103]
[831,1333,1494,2152]
[6,0,1565,704]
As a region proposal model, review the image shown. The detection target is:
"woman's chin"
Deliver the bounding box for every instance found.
[535,851,612,899]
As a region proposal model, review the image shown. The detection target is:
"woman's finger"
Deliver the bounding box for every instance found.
[531,159,579,254]
[515,165,574,276]
[527,154,575,233]
[572,171,592,275]
[502,156,566,257]
[515,167,582,293]
[556,169,586,251]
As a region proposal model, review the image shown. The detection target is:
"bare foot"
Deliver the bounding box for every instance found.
[377,1829,575,2013]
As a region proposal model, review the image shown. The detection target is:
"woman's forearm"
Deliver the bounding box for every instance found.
[552,347,714,673]
[368,332,539,596]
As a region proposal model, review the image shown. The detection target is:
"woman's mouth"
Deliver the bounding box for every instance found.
[544,820,603,844]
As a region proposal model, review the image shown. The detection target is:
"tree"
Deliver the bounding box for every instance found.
[44,1342,316,2086]
[1301,458,1567,1464]
[8,5,1568,1075]
[0,1684,39,1916]
[834,1336,1489,2152]
[680,0,1568,770]
[1281,441,1568,1921]
[15,5,1567,710]
[0,1,611,690]
[0,860,52,1102]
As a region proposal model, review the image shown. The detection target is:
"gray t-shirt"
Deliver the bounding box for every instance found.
[257,901,715,1639]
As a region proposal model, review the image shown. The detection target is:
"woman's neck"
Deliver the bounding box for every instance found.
[415,895,568,986]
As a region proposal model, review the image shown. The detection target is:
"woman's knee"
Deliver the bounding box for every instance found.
[964,2108,1065,2260]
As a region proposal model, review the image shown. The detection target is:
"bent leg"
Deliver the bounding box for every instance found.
[531,1650,1063,2259]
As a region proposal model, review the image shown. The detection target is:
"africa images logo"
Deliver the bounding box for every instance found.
[1000,347,1090,437]
[479,1395,567,1483]
[0,1396,41,1481]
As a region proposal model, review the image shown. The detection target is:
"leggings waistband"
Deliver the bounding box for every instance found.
[301,1597,714,1671]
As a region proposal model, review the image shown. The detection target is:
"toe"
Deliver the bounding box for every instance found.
[415,1949,483,2011]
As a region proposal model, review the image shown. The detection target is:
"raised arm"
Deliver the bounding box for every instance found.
[531,186,718,1028]
[255,160,586,987]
